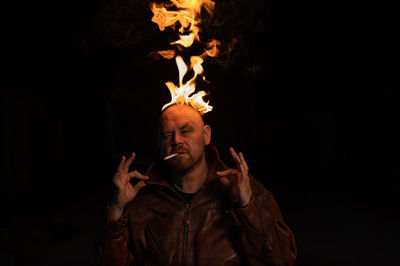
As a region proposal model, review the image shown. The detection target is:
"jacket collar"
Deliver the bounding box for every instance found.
[145,144,228,187]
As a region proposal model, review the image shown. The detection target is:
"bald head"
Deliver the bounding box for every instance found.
[160,104,204,128]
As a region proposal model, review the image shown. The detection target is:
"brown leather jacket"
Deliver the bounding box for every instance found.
[99,145,297,265]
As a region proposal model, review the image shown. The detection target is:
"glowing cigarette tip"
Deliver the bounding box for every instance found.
[163,153,178,160]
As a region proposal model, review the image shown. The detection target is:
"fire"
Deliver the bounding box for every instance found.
[150,0,219,115]
[162,56,212,115]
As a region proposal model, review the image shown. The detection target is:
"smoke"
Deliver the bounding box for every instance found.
[95,0,155,47]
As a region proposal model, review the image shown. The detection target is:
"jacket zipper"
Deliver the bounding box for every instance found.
[182,202,190,266]
[147,180,198,265]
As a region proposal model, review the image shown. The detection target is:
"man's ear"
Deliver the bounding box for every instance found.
[203,125,211,145]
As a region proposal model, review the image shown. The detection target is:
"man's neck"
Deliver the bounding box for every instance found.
[172,156,208,194]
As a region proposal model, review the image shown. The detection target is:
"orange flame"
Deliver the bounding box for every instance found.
[150,0,218,115]
[162,56,212,115]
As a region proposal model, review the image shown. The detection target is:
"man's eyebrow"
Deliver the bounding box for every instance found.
[180,122,193,130]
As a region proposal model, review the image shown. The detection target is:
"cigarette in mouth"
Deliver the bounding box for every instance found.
[163,153,178,160]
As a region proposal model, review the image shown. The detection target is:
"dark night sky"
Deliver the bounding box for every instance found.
[1,0,399,265]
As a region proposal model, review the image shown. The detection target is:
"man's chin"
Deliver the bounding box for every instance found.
[166,155,197,173]
[168,159,192,173]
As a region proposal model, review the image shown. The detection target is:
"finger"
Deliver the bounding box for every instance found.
[229,147,242,169]
[229,147,240,162]
[219,177,232,186]
[238,152,249,172]
[217,169,241,187]
[123,152,136,172]
[128,170,149,180]
[132,180,147,195]
[216,169,238,177]
[229,148,247,180]
[117,155,126,171]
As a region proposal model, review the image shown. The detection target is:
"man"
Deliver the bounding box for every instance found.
[99,104,297,265]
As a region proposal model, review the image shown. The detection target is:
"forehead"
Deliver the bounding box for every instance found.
[160,105,203,129]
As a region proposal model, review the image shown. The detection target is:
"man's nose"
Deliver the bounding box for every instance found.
[172,132,183,145]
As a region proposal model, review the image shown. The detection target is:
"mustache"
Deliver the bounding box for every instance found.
[171,146,188,154]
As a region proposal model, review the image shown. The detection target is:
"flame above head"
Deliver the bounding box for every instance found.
[150,0,219,115]
[150,0,214,33]
[150,0,217,51]
[162,56,213,115]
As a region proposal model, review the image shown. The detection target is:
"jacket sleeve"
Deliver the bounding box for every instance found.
[98,205,134,266]
[229,178,297,266]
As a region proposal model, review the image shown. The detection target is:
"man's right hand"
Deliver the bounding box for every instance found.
[110,152,149,221]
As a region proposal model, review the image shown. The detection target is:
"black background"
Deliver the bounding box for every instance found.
[1,0,398,265]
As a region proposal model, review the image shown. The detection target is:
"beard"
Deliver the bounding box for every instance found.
[166,147,204,174]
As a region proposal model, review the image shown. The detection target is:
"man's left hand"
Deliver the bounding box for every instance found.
[217,147,252,207]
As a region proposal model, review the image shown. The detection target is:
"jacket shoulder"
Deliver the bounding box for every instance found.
[249,175,271,197]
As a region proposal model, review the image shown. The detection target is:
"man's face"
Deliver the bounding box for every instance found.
[159,104,211,173]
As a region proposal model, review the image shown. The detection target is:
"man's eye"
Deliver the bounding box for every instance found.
[163,133,172,138]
